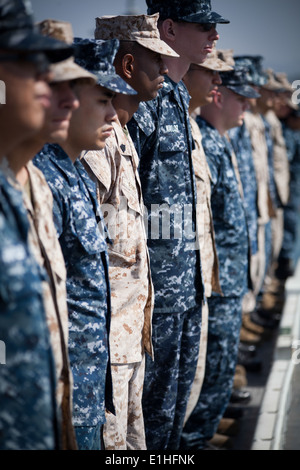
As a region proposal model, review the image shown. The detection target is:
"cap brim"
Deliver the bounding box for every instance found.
[262,84,284,92]
[0,28,73,63]
[50,58,97,83]
[200,61,233,72]
[95,73,137,95]
[227,84,261,99]
[136,38,179,58]
[181,11,230,24]
[251,78,268,87]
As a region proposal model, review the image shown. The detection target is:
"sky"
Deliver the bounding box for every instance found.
[30,0,300,81]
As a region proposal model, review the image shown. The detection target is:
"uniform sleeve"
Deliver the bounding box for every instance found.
[50,190,64,238]
[41,176,68,239]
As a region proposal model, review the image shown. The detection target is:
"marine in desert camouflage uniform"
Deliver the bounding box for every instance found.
[82,13,179,450]
[252,69,289,297]
[241,56,272,301]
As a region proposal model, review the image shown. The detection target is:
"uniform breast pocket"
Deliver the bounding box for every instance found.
[107,183,143,266]
[158,136,189,201]
[159,132,186,157]
[0,243,46,304]
[220,179,240,224]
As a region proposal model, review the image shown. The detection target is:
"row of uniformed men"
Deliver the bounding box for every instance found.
[1,0,299,451]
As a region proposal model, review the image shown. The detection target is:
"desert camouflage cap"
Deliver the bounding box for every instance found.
[37,20,97,83]
[262,69,283,92]
[0,0,73,63]
[234,55,268,88]
[73,38,137,95]
[217,49,235,67]
[198,47,234,72]
[95,13,178,57]
[276,73,299,110]
[273,72,298,110]
[220,64,261,99]
[146,0,229,24]
[274,72,294,93]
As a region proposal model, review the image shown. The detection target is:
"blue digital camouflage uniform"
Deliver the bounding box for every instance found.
[262,116,278,283]
[263,116,279,211]
[128,75,203,450]
[181,117,249,450]
[34,144,113,450]
[228,123,258,257]
[0,170,58,450]
[279,124,300,263]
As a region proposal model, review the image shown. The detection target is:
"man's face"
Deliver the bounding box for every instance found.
[129,45,169,101]
[221,87,250,129]
[173,22,219,65]
[258,87,276,110]
[39,80,80,143]
[0,56,52,154]
[183,65,221,107]
[274,92,294,119]
[67,82,117,151]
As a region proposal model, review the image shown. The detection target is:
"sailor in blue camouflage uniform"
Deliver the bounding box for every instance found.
[261,115,278,279]
[0,171,59,450]
[181,65,259,450]
[227,59,260,337]
[254,69,284,297]
[0,0,74,450]
[34,143,113,451]
[229,122,258,258]
[34,38,135,450]
[228,58,259,261]
[128,0,229,450]
[277,105,300,277]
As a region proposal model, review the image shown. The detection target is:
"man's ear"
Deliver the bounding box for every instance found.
[160,18,176,43]
[214,89,223,108]
[122,53,135,80]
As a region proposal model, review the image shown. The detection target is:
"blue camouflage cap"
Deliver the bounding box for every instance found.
[234,55,268,87]
[73,38,137,95]
[220,64,261,99]
[0,0,73,63]
[146,0,229,24]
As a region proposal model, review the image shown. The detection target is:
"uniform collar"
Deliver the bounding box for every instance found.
[197,116,231,152]
[162,76,190,112]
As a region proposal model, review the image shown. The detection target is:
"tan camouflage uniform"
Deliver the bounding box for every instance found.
[184,117,221,425]
[82,119,154,450]
[265,109,290,267]
[22,162,76,450]
[244,111,271,297]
